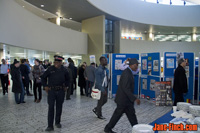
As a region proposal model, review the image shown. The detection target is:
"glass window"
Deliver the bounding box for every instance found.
[146,0,157,3]
[196,35,200,42]
[178,35,191,42]
[154,35,178,41]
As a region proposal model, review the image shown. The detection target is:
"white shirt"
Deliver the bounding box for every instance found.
[0,64,9,74]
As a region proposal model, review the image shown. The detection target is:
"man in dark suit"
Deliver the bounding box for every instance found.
[173,58,188,106]
[104,58,140,133]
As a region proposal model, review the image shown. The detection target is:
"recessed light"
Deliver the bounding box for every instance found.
[41,5,44,7]
[22,6,25,8]
[69,18,72,20]
[158,32,160,33]
[187,32,189,34]
[145,31,147,33]
[172,32,174,34]
[42,14,44,16]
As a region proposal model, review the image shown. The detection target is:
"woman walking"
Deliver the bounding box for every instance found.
[78,64,86,96]
[32,59,45,103]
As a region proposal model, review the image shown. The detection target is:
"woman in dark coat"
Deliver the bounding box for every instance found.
[11,61,25,104]
[78,65,86,96]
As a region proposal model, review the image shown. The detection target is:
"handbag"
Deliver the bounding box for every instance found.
[91,70,107,100]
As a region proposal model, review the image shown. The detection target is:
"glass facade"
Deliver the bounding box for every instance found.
[140,0,196,6]
[154,34,192,42]
[105,19,114,53]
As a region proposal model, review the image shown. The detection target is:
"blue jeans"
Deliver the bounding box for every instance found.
[14,82,25,103]
[86,81,94,97]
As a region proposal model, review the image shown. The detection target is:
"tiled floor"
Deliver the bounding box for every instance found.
[0,88,172,133]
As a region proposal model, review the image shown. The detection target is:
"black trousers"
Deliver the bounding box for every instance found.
[106,104,138,130]
[73,78,77,90]
[48,89,65,128]
[22,78,30,95]
[33,81,42,100]
[30,80,32,90]
[95,91,108,116]
[0,74,9,94]
[80,86,86,95]
[173,93,184,106]
[66,83,72,99]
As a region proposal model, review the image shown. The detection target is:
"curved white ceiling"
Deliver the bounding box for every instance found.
[88,0,200,27]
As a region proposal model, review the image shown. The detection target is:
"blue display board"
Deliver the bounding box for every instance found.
[111,53,139,97]
[140,53,161,99]
[164,52,195,102]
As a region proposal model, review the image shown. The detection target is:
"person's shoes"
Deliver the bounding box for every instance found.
[104,128,116,133]
[21,101,26,103]
[45,127,54,131]
[55,123,62,128]
[27,94,33,96]
[81,94,85,96]
[36,99,41,103]
[66,98,71,100]
[34,99,37,102]
[98,115,106,120]
[92,109,98,117]
[17,102,20,104]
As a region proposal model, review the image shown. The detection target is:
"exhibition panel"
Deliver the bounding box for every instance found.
[140,53,161,99]
[110,53,139,98]
[164,52,195,103]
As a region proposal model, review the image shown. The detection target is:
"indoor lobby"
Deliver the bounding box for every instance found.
[0,0,200,133]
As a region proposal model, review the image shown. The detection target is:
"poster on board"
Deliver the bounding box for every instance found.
[177,52,184,61]
[142,79,147,90]
[167,58,174,68]
[150,79,156,91]
[115,60,122,70]
[148,62,152,75]
[142,59,147,70]
[185,58,190,77]
[153,60,159,71]
[89,55,96,63]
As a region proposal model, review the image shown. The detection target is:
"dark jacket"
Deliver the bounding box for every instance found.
[78,67,86,87]
[173,65,188,94]
[115,68,137,105]
[84,65,95,82]
[11,66,23,93]
[41,65,70,87]
[20,64,30,81]
[68,63,75,79]
[65,67,73,83]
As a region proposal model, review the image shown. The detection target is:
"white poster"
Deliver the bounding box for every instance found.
[142,59,147,70]
[115,60,122,70]
[153,60,159,72]
[150,79,156,91]
[89,55,96,63]
[177,52,184,61]
[167,58,174,68]
[142,79,147,90]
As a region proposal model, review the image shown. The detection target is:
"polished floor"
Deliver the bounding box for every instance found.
[0,87,172,133]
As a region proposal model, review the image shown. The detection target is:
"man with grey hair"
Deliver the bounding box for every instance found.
[173,58,188,106]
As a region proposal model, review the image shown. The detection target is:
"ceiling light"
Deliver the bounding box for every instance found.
[158,32,160,34]
[187,32,189,34]
[145,31,147,33]
[22,6,25,8]
[172,32,174,34]
[42,14,44,16]
[41,5,44,7]
[69,18,72,20]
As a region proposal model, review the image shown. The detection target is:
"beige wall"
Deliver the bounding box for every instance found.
[81,15,105,65]
[120,39,200,56]
[0,0,87,55]
[113,21,121,53]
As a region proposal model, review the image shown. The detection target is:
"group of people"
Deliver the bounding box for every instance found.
[0,54,189,133]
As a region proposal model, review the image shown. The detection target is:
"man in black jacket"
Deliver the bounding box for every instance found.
[173,58,188,106]
[20,59,33,96]
[104,58,140,133]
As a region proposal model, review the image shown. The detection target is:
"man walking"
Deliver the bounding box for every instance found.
[84,62,96,97]
[42,55,69,131]
[104,58,140,133]
[173,58,188,106]
[93,57,108,119]
[0,59,10,95]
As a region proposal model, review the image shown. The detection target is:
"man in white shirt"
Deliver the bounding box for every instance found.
[0,59,10,95]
